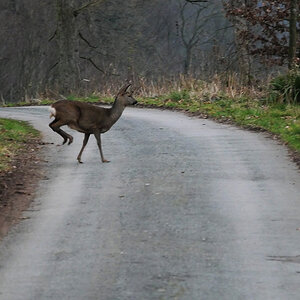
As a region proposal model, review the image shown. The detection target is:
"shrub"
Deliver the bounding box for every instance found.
[168,90,190,102]
[270,69,300,104]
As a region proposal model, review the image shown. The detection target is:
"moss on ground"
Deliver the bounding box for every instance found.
[0,119,40,172]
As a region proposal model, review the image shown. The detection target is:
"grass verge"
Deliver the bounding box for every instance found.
[138,94,300,153]
[0,119,40,172]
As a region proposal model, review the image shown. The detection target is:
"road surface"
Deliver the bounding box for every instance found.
[0,106,299,300]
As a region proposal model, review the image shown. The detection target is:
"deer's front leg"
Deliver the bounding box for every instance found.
[77,133,90,163]
[94,132,110,163]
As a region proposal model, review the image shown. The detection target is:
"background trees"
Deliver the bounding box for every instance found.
[0,0,298,103]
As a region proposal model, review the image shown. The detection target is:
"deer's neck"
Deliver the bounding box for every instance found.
[108,98,125,127]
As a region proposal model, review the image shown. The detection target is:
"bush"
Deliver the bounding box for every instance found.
[168,90,190,102]
[270,69,300,104]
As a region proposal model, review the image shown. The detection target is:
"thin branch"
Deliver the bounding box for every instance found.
[74,0,106,16]
[189,6,205,44]
[48,62,59,73]
[80,56,105,73]
[47,89,67,100]
[48,29,57,42]
[189,13,222,46]
[214,24,234,32]
[80,56,120,76]
[78,32,114,58]
[179,2,189,47]
[78,32,97,48]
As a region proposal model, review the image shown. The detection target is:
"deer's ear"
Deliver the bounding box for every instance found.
[118,83,131,95]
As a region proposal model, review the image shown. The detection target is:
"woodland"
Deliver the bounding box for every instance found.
[0,0,299,103]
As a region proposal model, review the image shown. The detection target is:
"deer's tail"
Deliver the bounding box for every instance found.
[49,105,56,119]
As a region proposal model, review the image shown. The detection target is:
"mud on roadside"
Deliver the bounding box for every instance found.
[0,138,45,239]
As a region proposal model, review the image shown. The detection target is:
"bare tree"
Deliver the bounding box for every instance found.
[288,0,298,69]
[50,0,106,94]
[0,0,236,102]
[178,0,220,75]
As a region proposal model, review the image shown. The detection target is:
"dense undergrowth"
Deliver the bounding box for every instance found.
[0,119,40,172]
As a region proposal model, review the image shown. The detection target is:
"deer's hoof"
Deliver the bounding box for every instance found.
[68,137,73,145]
[102,159,110,163]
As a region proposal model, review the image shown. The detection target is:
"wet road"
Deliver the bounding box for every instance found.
[0,106,299,300]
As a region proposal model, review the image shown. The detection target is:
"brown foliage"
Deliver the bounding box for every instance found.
[223,0,299,65]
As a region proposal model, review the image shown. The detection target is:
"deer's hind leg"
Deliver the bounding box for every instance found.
[49,119,74,145]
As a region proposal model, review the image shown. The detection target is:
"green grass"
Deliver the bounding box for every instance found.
[0,119,40,171]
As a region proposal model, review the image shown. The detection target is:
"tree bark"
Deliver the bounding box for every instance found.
[55,0,80,94]
[226,0,252,84]
[288,0,298,69]
[184,47,192,75]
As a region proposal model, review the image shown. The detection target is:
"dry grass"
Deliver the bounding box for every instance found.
[81,73,264,102]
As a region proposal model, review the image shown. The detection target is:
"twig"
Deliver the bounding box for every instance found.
[80,56,120,76]
[48,29,57,42]
[74,0,106,16]
[47,62,59,74]
[80,56,105,73]
[78,32,97,48]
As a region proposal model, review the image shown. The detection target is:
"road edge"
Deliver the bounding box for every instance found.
[0,136,45,239]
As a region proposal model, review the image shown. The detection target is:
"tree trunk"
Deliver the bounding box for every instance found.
[184,47,192,75]
[223,0,252,84]
[55,0,80,94]
[288,0,298,69]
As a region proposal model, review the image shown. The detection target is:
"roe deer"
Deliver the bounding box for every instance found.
[49,83,137,163]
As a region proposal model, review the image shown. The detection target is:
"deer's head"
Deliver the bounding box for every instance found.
[116,84,137,106]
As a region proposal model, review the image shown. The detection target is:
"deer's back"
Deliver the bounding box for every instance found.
[52,100,109,132]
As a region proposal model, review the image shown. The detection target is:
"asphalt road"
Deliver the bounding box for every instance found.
[0,106,299,300]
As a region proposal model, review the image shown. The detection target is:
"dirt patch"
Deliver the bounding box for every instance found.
[0,138,45,239]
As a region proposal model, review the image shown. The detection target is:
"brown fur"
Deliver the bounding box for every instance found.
[49,84,137,163]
